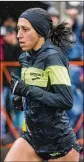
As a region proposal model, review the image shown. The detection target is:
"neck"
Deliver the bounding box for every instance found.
[33,37,45,51]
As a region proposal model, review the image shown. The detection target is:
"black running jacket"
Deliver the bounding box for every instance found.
[18,39,79,152]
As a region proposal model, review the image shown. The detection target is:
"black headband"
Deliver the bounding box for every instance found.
[19,8,52,39]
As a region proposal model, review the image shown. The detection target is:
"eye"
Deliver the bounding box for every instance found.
[24,28,28,31]
[23,27,31,32]
[24,27,31,32]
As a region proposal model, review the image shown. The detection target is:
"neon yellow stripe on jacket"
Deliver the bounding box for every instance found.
[45,65,71,86]
[21,67,48,87]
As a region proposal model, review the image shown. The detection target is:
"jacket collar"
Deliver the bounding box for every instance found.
[28,39,56,58]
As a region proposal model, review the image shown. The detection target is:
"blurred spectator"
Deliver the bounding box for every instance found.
[2,26,21,61]
[67,84,83,137]
[47,6,60,25]
[1,25,23,145]
[3,15,17,28]
[67,41,83,61]
[66,9,83,141]
[67,66,83,138]
[0,35,5,61]
[3,26,18,45]
[64,9,83,61]
[65,8,78,20]
[69,66,83,89]
[65,8,82,42]
[67,24,84,60]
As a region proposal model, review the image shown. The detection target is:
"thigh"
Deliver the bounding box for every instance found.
[48,148,80,162]
[4,137,43,162]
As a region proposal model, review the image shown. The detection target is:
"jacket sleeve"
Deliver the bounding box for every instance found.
[27,53,73,110]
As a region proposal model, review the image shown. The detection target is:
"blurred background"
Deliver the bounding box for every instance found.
[0,1,84,162]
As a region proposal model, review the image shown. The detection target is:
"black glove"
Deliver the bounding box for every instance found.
[12,95,23,111]
[11,72,29,96]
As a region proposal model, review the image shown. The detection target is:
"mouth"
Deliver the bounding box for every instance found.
[19,42,25,46]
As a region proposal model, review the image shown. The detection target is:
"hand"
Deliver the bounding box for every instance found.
[12,95,23,111]
[11,72,29,96]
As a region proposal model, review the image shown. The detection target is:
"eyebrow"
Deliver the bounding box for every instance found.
[17,25,29,28]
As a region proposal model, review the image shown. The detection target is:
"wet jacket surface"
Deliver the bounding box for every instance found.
[19,39,80,153]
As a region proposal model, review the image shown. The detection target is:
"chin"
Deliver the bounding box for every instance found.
[21,48,27,51]
[21,47,27,51]
[21,46,32,51]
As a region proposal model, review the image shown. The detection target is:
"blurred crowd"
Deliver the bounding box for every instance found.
[0,6,83,146]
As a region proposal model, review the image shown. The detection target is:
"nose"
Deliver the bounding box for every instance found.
[17,29,23,39]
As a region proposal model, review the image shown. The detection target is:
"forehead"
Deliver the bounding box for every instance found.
[17,18,32,27]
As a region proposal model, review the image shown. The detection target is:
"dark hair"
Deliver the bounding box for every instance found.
[34,8,75,52]
[51,21,76,52]
[34,8,76,52]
